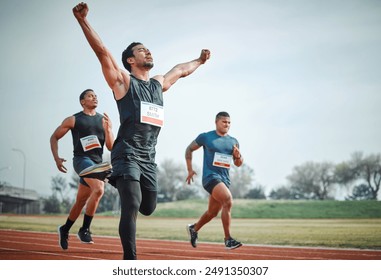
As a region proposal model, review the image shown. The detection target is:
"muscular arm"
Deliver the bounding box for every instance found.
[160,49,211,92]
[50,116,75,173]
[73,3,129,100]
[185,140,201,184]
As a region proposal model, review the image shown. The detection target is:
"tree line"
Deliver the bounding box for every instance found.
[270,151,380,201]
[41,150,380,213]
[157,151,380,201]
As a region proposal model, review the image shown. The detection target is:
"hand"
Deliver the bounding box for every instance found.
[233,144,241,160]
[102,112,112,131]
[186,170,197,185]
[55,158,67,173]
[199,49,211,64]
[73,2,89,20]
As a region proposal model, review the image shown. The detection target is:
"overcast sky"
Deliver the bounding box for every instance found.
[0,0,380,197]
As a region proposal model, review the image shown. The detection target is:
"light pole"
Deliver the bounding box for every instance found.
[12,148,26,193]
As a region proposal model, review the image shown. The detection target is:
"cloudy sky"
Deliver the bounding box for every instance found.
[0,0,380,197]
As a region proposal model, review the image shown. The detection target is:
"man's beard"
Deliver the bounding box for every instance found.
[143,62,154,70]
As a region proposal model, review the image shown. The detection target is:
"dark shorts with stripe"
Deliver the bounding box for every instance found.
[73,156,99,187]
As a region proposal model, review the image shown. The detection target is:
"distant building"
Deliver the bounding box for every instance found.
[0,185,40,214]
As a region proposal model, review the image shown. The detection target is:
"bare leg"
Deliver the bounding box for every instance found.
[194,182,233,239]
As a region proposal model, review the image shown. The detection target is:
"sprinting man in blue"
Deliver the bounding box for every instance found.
[185,111,244,250]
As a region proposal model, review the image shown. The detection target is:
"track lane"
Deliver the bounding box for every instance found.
[1,229,380,260]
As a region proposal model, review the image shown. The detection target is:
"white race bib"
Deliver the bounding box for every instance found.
[80,135,101,152]
[140,101,164,127]
[213,152,233,169]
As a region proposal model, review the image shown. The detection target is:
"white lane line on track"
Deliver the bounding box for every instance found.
[0,246,102,260]
[1,229,380,260]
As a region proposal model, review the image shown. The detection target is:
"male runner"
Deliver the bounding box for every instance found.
[73,2,210,259]
[185,112,243,250]
[50,89,114,250]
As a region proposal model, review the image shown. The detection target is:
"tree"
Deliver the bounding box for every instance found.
[68,173,80,190]
[43,175,75,213]
[335,152,381,200]
[287,161,335,200]
[175,187,200,201]
[346,184,374,201]
[51,175,74,212]
[229,164,255,198]
[157,159,201,201]
[245,184,266,199]
[42,195,61,213]
[269,185,299,200]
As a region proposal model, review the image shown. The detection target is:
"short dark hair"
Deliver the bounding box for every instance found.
[122,42,142,72]
[79,89,94,102]
[216,111,230,120]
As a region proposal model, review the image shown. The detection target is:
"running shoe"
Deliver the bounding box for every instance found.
[186,224,198,248]
[79,162,112,180]
[58,225,69,250]
[77,227,94,244]
[224,237,242,250]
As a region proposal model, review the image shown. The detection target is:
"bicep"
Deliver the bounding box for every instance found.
[52,117,74,140]
[97,48,129,95]
[187,140,201,152]
[162,66,183,92]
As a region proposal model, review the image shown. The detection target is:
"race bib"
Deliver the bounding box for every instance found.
[140,101,164,127]
[80,135,101,152]
[213,152,233,169]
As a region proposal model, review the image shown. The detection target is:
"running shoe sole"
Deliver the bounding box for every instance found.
[77,233,94,244]
[225,243,243,250]
[79,162,112,177]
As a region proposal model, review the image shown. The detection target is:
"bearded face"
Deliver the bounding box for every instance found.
[143,61,154,70]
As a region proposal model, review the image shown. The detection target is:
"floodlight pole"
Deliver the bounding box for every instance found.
[12,148,26,194]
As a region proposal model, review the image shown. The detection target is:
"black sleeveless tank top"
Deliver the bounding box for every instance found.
[71,111,105,163]
[111,75,163,163]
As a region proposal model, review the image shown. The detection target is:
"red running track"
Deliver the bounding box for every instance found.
[0,229,380,260]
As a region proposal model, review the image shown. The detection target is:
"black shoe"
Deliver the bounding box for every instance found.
[79,162,112,181]
[77,227,94,244]
[58,225,69,250]
[224,237,242,250]
[186,224,198,248]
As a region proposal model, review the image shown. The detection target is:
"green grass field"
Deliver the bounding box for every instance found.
[149,199,381,219]
[1,200,381,249]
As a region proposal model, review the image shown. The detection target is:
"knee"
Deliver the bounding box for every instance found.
[222,197,233,210]
[139,203,156,216]
[92,184,104,198]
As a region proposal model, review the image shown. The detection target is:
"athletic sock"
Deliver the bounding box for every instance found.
[82,214,93,230]
[62,218,75,232]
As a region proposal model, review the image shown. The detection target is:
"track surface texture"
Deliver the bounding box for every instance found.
[1,229,380,260]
